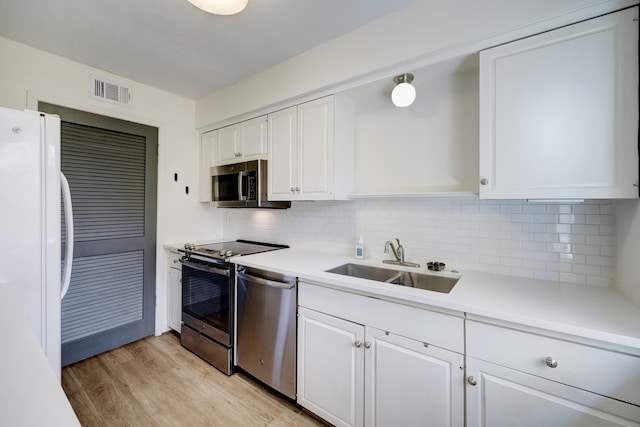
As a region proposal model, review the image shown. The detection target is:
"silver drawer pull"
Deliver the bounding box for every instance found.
[545,356,558,368]
[467,376,477,386]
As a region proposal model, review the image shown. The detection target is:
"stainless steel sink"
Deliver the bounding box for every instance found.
[325,263,459,294]
[385,271,458,293]
[326,263,398,282]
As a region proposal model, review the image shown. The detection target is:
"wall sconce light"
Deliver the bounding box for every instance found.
[187,0,248,15]
[391,73,416,107]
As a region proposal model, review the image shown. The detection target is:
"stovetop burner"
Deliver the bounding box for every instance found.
[179,239,288,262]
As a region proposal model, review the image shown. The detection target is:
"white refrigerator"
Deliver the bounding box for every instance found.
[0,106,74,381]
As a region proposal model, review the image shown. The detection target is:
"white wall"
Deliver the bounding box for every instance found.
[347,57,479,194]
[615,200,640,305]
[195,0,634,128]
[202,0,638,297]
[0,36,224,335]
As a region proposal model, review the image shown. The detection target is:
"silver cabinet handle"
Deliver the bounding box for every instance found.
[364,341,371,349]
[480,177,489,185]
[467,376,477,386]
[354,340,362,348]
[545,356,558,368]
[290,187,296,192]
[295,187,301,192]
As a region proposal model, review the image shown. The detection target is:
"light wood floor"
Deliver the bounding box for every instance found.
[62,332,328,427]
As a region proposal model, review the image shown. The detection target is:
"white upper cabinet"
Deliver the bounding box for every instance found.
[479,7,639,199]
[215,124,239,164]
[267,106,298,200]
[199,130,217,202]
[215,115,268,165]
[268,95,355,201]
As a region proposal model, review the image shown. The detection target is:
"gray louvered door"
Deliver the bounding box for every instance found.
[39,102,157,366]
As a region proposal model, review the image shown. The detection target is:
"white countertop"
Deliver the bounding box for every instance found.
[0,285,81,427]
[230,248,640,353]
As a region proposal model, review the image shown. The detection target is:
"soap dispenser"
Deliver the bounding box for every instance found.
[355,236,365,259]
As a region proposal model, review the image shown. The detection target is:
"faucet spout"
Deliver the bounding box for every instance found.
[383,238,420,268]
[384,239,401,262]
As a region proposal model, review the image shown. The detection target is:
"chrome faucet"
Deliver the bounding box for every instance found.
[383,238,420,268]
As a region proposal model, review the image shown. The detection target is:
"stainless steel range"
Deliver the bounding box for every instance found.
[178,240,287,375]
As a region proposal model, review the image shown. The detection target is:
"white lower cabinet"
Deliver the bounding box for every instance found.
[466,357,640,427]
[297,308,364,427]
[297,282,464,427]
[166,250,182,332]
[364,326,464,427]
[465,320,640,426]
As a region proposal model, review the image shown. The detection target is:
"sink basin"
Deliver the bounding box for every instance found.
[326,263,398,282]
[385,271,458,293]
[325,263,459,294]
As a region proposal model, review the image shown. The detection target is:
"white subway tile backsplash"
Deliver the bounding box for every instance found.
[533,214,559,224]
[573,204,601,214]
[222,198,615,288]
[545,204,573,214]
[572,224,600,235]
[587,214,614,225]
[559,214,586,224]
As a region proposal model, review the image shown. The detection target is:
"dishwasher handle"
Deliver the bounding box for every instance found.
[236,269,296,290]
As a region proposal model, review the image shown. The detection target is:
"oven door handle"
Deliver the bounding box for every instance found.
[236,270,295,289]
[179,258,230,277]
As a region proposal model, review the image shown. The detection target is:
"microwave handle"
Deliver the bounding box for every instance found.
[239,171,247,201]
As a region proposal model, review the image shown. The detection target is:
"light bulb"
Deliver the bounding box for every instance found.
[188,0,248,15]
[391,82,416,107]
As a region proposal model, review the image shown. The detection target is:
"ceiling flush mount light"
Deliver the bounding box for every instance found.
[187,0,248,15]
[391,73,416,107]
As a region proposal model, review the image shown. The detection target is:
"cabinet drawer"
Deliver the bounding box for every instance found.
[466,320,640,406]
[299,281,464,353]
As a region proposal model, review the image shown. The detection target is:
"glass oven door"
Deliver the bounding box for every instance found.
[180,257,232,346]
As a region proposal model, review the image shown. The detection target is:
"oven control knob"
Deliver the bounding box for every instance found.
[184,242,196,250]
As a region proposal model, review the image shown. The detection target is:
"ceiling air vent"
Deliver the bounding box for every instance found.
[90,76,131,105]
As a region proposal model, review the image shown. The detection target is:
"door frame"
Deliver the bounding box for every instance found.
[39,101,157,365]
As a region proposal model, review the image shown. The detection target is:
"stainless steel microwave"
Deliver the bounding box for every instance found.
[210,160,290,209]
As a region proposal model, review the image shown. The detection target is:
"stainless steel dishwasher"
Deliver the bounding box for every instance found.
[236,266,297,399]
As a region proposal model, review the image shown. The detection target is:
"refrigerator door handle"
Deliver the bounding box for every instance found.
[60,171,74,300]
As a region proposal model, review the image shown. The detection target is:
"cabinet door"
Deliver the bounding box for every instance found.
[240,116,267,159]
[199,130,216,202]
[297,307,364,427]
[466,357,640,427]
[268,106,298,200]
[479,7,639,199]
[167,267,182,332]
[297,96,334,200]
[364,327,464,427]
[216,124,240,165]
[166,251,182,332]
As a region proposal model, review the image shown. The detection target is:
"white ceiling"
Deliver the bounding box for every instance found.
[0,0,414,99]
